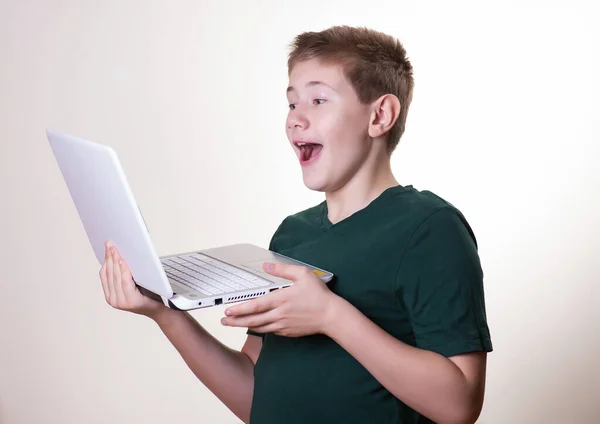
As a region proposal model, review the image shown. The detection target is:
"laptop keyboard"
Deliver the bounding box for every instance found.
[161,253,269,296]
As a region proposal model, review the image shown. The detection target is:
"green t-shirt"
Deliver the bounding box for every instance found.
[248,185,493,424]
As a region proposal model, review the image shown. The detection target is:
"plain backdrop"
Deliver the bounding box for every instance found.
[1,1,598,423]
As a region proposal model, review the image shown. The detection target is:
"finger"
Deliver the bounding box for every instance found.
[111,246,127,306]
[118,256,137,298]
[222,309,280,328]
[225,291,282,317]
[262,262,311,281]
[105,243,116,304]
[99,263,109,301]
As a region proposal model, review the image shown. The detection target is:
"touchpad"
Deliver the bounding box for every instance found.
[240,259,329,280]
[240,260,269,275]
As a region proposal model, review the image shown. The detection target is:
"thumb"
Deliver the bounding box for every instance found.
[262,262,308,281]
[119,257,137,296]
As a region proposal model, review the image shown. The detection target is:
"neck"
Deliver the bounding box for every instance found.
[325,148,399,225]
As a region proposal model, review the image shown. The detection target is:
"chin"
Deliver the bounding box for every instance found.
[302,173,328,192]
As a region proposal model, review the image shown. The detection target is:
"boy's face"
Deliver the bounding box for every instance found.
[286,59,374,193]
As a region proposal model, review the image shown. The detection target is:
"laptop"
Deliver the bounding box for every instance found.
[46,130,333,311]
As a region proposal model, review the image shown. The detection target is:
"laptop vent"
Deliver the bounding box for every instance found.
[228,292,266,302]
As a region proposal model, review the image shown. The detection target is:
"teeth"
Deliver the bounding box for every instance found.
[297,142,306,147]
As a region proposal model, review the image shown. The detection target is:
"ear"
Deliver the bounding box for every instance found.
[368,94,401,139]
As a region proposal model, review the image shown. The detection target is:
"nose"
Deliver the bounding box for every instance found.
[287,109,309,130]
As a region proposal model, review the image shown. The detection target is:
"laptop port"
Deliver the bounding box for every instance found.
[270,288,279,292]
[215,298,223,305]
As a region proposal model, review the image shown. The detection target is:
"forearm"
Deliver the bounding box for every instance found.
[325,298,482,424]
[152,308,254,423]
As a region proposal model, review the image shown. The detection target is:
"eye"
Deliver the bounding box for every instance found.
[289,104,297,111]
[313,99,326,105]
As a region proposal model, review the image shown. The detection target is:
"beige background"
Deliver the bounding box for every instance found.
[1,1,598,423]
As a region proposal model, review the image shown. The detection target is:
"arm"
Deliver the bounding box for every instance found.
[324,207,490,423]
[153,309,262,423]
[100,242,261,424]
[329,208,490,423]
[323,297,486,424]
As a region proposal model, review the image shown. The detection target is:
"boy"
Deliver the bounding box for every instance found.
[100,26,492,424]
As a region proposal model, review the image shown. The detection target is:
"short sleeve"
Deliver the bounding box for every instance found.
[246,329,264,338]
[396,207,493,357]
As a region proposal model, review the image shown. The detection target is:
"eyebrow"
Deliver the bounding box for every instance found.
[286,81,336,93]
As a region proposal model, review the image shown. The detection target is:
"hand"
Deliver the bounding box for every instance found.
[221,262,338,337]
[99,241,166,318]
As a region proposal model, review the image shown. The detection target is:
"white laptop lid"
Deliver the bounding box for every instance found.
[46,129,174,298]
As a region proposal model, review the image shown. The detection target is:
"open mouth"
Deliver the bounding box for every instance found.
[295,142,323,164]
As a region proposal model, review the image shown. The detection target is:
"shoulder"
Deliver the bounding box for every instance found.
[268,202,325,252]
[276,202,325,230]
[276,202,325,233]
[288,202,326,225]
[393,187,457,219]
[392,188,477,248]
